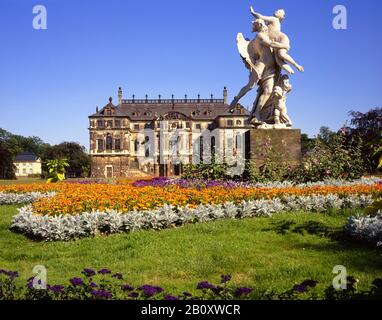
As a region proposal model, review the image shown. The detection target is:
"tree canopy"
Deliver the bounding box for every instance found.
[0,128,49,157]
[348,107,382,172]
[41,142,90,178]
[0,128,90,179]
[0,141,16,179]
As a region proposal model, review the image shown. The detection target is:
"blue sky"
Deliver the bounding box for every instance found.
[0,0,381,149]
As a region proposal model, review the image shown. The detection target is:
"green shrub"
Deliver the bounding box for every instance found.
[289,134,365,183]
[182,162,232,181]
[45,159,70,183]
[243,137,292,183]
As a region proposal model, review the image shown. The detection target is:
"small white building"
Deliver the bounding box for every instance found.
[14,152,42,177]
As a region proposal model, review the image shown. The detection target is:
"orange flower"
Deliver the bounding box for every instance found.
[2,182,374,216]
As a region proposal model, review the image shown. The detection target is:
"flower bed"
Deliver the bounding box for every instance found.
[11,194,373,241]
[0,267,381,300]
[0,181,380,216]
[0,192,55,205]
[1,178,381,241]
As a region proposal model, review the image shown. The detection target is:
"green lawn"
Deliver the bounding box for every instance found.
[0,205,381,296]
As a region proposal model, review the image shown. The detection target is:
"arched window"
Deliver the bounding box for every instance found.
[211,136,216,160]
[97,139,104,152]
[144,136,150,157]
[199,136,204,163]
[236,135,242,150]
[106,134,113,151]
[134,139,139,152]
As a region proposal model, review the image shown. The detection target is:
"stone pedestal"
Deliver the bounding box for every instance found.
[245,129,301,166]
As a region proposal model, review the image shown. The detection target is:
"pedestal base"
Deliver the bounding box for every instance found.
[246,128,302,166]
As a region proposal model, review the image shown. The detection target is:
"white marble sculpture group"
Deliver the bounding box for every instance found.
[230,6,304,128]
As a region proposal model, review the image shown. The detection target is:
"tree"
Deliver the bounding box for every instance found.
[0,141,16,179]
[0,128,50,157]
[301,133,314,155]
[41,142,90,178]
[348,107,382,172]
[317,126,337,145]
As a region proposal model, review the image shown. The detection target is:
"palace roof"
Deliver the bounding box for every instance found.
[89,94,249,121]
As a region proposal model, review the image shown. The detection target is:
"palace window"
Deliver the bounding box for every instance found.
[236,120,242,126]
[97,120,104,128]
[106,134,113,151]
[145,122,153,129]
[115,139,121,151]
[185,122,191,129]
[106,120,113,128]
[134,124,140,131]
[144,136,150,158]
[236,134,242,150]
[195,123,201,130]
[227,120,234,127]
[134,139,139,152]
[211,136,216,159]
[199,136,204,163]
[115,120,121,128]
[97,139,104,152]
[227,137,233,149]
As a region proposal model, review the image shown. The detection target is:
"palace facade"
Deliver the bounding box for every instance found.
[88,87,251,178]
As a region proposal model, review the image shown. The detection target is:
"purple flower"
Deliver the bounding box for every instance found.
[139,285,164,297]
[49,285,64,293]
[6,271,19,279]
[27,278,44,289]
[293,284,308,293]
[132,177,171,188]
[128,292,139,298]
[220,274,232,284]
[0,270,19,279]
[89,282,98,288]
[196,281,216,290]
[98,268,111,275]
[131,177,250,189]
[121,284,134,291]
[300,279,319,288]
[164,294,179,300]
[70,277,84,286]
[91,289,113,300]
[112,273,123,280]
[233,287,253,297]
[82,268,96,277]
[212,286,224,294]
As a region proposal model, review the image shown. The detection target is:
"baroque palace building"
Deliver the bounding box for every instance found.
[89,87,251,178]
